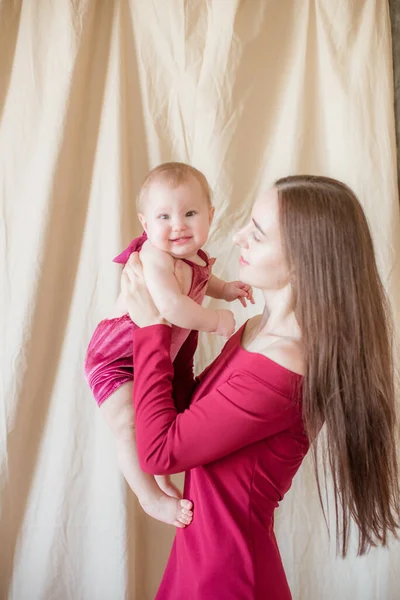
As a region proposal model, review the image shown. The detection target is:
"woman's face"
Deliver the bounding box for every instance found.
[233,187,290,291]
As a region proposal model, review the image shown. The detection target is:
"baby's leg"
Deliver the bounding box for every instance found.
[99,382,193,528]
[154,474,182,499]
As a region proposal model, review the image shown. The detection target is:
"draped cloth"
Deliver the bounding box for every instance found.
[1,1,399,598]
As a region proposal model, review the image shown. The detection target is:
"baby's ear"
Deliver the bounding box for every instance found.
[209,206,215,224]
[138,213,147,232]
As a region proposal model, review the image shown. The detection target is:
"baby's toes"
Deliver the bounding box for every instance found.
[178,511,192,525]
[182,508,193,522]
[176,499,193,526]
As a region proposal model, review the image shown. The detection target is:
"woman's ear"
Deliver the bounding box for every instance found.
[138,213,147,233]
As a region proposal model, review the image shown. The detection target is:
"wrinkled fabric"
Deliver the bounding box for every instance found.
[1,1,400,599]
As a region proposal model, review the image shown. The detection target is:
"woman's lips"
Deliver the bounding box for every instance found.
[239,256,249,266]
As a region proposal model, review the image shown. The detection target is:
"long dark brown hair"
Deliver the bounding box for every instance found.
[275,175,400,556]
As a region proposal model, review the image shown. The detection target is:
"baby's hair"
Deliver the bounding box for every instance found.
[137,162,212,212]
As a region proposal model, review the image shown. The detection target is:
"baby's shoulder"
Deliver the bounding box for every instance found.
[189,248,210,267]
[140,239,174,267]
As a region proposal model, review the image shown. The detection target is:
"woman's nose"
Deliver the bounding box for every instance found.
[233,228,247,247]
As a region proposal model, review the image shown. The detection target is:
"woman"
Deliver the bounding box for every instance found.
[121,176,400,600]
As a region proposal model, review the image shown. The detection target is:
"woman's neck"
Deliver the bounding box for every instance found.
[257,285,301,341]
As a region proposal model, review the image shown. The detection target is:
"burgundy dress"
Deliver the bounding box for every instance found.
[132,323,309,600]
[84,232,213,406]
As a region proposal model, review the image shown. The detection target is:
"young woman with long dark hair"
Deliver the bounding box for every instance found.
[120,175,399,600]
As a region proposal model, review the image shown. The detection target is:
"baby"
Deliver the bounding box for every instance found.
[84,162,254,528]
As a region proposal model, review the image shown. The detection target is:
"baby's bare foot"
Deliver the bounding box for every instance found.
[140,494,193,528]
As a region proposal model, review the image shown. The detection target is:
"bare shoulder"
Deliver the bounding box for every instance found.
[263,338,305,376]
[140,239,174,269]
[242,316,305,375]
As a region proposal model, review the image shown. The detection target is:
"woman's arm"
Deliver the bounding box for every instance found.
[132,324,302,475]
[121,254,299,474]
[171,329,198,413]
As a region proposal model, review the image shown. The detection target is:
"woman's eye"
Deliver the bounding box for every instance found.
[159,214,169,220]
[252,232,260,242]
[186,211,197,217]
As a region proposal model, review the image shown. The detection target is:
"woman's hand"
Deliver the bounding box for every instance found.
[121,252,170,328]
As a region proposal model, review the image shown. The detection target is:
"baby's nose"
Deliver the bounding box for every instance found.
[173,219,186,231]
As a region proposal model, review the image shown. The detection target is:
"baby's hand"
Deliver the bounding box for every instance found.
[215,309,236,338]
[223,281,255,307]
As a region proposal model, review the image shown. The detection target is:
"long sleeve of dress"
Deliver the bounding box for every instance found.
[133,325,301,475]
[171,329,198,413]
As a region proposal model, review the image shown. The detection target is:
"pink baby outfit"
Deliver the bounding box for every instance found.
[84,232,213,407]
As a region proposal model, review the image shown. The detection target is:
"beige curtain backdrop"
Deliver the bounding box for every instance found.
[1,1,400,599]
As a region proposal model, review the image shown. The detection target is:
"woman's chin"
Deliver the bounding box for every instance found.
[238,271,252,287]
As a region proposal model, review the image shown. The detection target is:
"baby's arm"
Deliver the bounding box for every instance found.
[140,243,234,336]
[206,275,226,299]
[207,274,255,307]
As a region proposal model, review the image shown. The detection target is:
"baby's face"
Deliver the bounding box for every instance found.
[138,178,214,259]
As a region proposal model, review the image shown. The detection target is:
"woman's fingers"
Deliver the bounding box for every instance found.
[120,252,167,327]
[121,268,134,294]
[126,251,144,278]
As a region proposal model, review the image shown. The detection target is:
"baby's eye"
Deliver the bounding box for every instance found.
[186,210,197,217]
[159,214,170,220]
[252,232,260,243]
